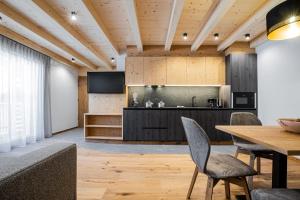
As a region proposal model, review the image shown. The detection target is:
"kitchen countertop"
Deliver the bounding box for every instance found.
[124,107,257,110]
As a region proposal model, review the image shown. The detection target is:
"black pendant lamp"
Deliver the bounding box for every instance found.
[267,0,300,40]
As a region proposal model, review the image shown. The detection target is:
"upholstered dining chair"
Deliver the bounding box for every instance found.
[181,117,257,200]
[230,112,273,189]
[251,189,300,200]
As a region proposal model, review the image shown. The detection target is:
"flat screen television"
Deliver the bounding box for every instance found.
[87,72,125,94]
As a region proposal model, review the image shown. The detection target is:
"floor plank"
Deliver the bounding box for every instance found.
[77,148,300,200]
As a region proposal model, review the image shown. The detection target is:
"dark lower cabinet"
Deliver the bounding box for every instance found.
[123,109,257,141]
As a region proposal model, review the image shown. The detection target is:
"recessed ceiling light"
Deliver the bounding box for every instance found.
[267,1,300,40]
[214,33,219,40]
[182,32,188,40]
[71,11,77,21]
[111,57,115,63]
[71,58,76,63]
[245,33,251,40]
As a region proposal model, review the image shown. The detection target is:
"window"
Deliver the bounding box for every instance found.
[0,35,50,152]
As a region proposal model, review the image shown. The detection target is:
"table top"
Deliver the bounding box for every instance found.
[216,126,300,156]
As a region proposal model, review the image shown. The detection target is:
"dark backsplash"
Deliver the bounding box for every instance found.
[128,86,220,107]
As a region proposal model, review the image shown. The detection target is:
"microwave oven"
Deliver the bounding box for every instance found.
[232,92,256,109]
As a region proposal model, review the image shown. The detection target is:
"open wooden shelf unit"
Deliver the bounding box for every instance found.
[84,113,123,140]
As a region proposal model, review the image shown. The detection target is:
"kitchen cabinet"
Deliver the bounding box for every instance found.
[143,57,167,85]
[226,54,257,92]
[125,56,225,86]
[123,108,257,141]
[186,57,206,85]
[125,57,144,85]
[166,57,187,84]
[205,57,225,85]
[143,110,168,140]
[123,109,170,141]
[186,57,225,85]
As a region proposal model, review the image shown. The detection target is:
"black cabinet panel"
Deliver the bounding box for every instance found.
[226,54,257,92]
[143,110,168,140]
[123,109,257,141]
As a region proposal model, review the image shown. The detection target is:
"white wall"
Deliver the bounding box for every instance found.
[50,60,78,133]
[256,37,300,125]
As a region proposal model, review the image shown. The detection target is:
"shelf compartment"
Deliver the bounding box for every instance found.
[85,127,122,138]
[84,113,123,140]
[85,114,122,126]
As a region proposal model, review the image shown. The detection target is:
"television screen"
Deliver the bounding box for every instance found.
[87,72,125,94]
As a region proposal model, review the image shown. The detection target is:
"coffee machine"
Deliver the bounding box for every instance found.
[207,98,219,108]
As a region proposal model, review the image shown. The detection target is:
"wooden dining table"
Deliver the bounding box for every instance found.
[216,125,300,188]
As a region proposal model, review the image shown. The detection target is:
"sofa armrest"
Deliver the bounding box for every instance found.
[0,143,77,200]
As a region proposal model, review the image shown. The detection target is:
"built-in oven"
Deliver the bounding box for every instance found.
[232,92,256,109]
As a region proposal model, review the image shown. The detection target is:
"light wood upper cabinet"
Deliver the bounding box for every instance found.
[125,56,225,85]
[166,57,187,84]
[143,57,167,85]
[205,57,225,85]
[187,57,206,85]
[125,57,144,85]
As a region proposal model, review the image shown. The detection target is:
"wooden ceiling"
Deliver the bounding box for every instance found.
[0,0,284,70]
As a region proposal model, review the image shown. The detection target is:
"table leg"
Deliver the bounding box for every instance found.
[272,152,287,188]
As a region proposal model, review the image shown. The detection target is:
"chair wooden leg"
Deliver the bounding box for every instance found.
[186,166,198,199]
[205,177,215,200]
[224,180,231,199]
[256,157,261,174]
[241,177,251,200]
[247,154,255,190]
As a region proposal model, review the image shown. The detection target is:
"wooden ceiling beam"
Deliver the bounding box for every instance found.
[164,0,185,51]
[82,0,119,57]
[191,0,235,52]
[32,0,111,69]
[126,45,223,57]
[0,25,81,69]
[0,1,98,70]
[125,0,143,52]
[250,32,267,48]
[217,0,285,51]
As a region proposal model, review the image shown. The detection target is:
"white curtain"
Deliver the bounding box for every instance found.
[0,35,50,152]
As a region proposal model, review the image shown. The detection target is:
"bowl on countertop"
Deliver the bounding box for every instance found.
[277,118,300,133]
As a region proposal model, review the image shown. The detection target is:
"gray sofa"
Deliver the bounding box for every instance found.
[0,143,77,200]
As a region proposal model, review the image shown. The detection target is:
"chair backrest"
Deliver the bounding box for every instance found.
[181,117,210,173]
[230,112,262,144]
[230,112,262,126]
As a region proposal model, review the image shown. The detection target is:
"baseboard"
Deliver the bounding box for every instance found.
[52,126,78,135]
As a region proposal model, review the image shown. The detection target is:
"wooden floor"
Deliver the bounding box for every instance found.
[77,148,300,200]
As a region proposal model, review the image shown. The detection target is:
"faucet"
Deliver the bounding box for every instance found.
[192,96,196,107]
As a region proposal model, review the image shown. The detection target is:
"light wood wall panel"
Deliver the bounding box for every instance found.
[186,57,206,85]
[125,57,144,85]
[166,57,187,84]
[89,94,126,114]
[78,77,89,127]
[143,57,167,85]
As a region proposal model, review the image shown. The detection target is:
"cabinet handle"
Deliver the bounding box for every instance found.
[143,127,168,130]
